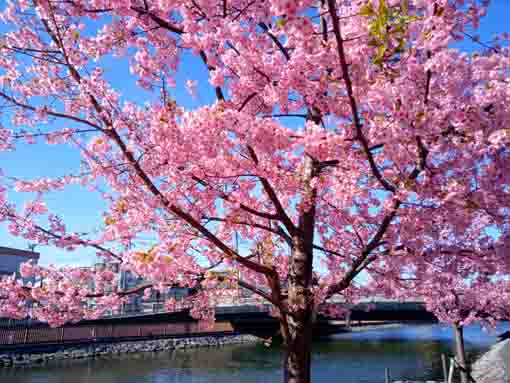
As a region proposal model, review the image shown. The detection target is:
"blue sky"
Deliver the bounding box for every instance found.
[0,0,509,266]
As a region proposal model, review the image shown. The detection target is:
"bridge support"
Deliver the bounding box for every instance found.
[345,312,351,330]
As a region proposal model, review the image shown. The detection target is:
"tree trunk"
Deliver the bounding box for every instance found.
[284,233,315,383]
[283,224,315,383]
[282,318,313,383]
[453,324,469,383]
[281,109,319,383]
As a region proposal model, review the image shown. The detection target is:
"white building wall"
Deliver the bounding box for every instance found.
[0,247,40,282]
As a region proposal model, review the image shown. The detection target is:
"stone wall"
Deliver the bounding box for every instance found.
[0,334,259,368]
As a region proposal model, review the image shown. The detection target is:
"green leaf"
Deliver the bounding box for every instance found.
[360,3,375,17]
[374,42,388,66]
[401,0,408,15]
[378,0,389,24]
[395,38,406,53]
[377,43,387,58]
[403,15,420,22]
[368,19,383,40]
[275,18,287,28]
[393,23,405,34]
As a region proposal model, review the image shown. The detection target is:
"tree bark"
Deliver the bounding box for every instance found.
[282,232,315,383]
[282,316,313,383]
[453,323,469,383]
[279,108,320,383]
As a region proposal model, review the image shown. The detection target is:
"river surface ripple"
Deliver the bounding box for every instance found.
[2,323,509,383]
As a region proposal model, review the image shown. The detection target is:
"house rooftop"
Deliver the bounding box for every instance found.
[0,246,40,258]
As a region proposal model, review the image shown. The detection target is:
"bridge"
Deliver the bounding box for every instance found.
[0,300,435,350]
[216,300,435,337]
[86,299,434,338]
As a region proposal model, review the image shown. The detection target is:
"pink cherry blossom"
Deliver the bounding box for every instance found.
[0,1,508,382]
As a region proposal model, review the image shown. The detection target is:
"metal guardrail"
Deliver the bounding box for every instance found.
[0,321,234,348]
[0,318,44,329]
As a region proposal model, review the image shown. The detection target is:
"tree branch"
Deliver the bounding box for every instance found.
[326,0,396,193]
[191,175,279,221]
[34,6,275,278]
[130,6,184,34]
[258,22,290,61]
[246,145,297,235]
[0,91,103,131]
[325,199,401,298]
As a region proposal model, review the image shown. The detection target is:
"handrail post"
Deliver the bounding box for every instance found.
[441,354,448,383]
[448,357,455,383]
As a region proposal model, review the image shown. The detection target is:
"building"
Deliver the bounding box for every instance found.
[85,262,258,316]
[0,246,40,282]
[207,270,255,306]
[88,262,192,315]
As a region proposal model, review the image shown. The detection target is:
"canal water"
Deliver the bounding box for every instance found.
[1,323,509,383]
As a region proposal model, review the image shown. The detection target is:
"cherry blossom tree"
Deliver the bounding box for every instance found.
[433,280,510,383]
[0,0,509,382]
[369,169,510,383]
[376,242,510,383]
[373,246,510,383]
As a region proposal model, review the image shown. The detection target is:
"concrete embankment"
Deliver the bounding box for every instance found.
[393,381,441,383]
[349,322,405,332]
[0,334,259,368]
[395,338,510,383]
[472,339,510,383]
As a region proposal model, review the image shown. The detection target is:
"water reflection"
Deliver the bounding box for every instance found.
[1,323,507,383]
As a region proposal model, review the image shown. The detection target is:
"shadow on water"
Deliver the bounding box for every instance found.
[1,323,508,383]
